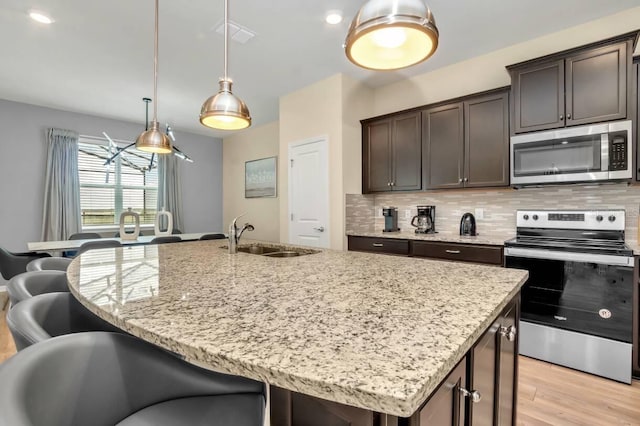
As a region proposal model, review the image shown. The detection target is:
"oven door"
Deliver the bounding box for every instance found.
[504,248,633,343]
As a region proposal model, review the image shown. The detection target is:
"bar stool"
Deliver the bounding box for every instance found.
[0,248,50,281]
[77,240,122,255]
[7,292,122,351]
[26,257,72,272]
[200,233,226,240]
[0,332,265,426]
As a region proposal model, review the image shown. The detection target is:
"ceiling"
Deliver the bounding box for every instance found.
[1,0,639,138]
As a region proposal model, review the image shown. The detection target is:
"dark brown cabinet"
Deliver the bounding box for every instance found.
[347,236,409,256]
[362,111,421,193]
[410,241,503,266]
[423,90,509,189]
[409,298,519,426]
[510,36,633,134]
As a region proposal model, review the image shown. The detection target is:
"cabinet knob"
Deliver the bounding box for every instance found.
[459,387,482,403]
[499,325,517,342]
[387,182,391,187]
[458,178,463,183]
[463,177,468,182]
[391,182,395,186]
[560,114,564,120]
[567,113,572,120]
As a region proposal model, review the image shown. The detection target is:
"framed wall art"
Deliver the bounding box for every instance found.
[245,156,277,198]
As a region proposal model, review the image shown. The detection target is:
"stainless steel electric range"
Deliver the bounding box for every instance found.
[504,209,634,383]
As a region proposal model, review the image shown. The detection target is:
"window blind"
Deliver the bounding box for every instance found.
[78,139,158,228]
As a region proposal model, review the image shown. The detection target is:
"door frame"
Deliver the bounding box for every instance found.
[287,136,330,247]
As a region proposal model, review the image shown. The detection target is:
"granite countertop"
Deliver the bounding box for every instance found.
[66,239,527,417]
[346,230,515,246]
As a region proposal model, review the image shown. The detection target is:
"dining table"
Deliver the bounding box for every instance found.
[27,232,224,252]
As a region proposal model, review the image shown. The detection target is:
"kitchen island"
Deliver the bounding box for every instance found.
[66,239,528,424]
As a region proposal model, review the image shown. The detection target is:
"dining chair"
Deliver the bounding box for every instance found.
[7,270,69,307]
[26,257,72,272]
[150,236,182,244]
[7,292,122,351]
[0,332,266,426]
[0,248,51,281]
[77,240,122,255]
[200,233,227,240]
[68,232,101,240]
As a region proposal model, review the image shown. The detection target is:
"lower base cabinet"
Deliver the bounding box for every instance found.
[270,296,519,426]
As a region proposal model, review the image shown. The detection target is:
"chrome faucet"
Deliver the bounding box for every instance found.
[228,214,254,254]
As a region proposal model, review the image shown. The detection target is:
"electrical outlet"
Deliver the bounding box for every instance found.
[405,209,412,219]
[475,208,484,220]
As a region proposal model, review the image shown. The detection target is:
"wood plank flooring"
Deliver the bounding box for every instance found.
[0,295,638,424]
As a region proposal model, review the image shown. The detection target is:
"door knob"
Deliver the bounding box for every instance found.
[313,226,325,232]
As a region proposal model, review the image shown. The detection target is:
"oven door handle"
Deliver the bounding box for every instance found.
[504,247,634,267]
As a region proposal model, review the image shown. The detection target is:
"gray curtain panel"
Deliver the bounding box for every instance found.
[41,128,82,241]
[157,153,184,232]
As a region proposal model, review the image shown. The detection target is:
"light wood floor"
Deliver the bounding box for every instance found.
[1,298,639,424]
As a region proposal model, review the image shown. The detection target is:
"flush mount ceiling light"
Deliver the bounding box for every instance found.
[199,0,251,130]
[29,11,54,24]
[345,0,439,71]
[135,0,172,154]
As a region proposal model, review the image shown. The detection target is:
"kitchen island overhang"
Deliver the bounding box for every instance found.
[66,239,528,418]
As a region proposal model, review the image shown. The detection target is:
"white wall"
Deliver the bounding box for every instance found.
[0,98,223,259]
[223,121,280,242]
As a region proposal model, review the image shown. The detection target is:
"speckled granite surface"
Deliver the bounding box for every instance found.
[66,240,528,417]
[346,230,514,246]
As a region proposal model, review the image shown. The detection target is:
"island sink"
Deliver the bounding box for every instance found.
[223,243,320,257]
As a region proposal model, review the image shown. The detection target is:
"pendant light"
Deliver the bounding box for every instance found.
[199,0,251,130]
[345,0,439,71]
[135,0,172,153]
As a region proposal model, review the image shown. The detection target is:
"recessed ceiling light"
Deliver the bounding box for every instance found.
[29,11,54,24]
[325,11,343,25]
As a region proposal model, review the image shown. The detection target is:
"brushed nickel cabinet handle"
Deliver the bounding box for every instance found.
[560,114,564,120]
[459,387,482,403]
[567,113,572,119]
[499,325,517,342]
[372,243,384,247]
[445,249,461,254]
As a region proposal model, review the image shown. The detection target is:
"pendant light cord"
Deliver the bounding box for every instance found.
[223,0,228,80]
[153,0,159,121]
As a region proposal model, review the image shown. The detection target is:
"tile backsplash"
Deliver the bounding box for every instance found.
[346,183,640,242]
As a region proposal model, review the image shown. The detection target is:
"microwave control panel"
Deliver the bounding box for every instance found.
[609,133,627,171]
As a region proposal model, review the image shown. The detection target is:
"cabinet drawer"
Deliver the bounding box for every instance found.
[347,236,409,255]
[411,241,503,265]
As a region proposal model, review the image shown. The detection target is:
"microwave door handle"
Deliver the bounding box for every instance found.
[601,133,609,172]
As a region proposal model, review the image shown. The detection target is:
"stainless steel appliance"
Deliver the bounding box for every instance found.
[459,212,477,236]
[510,120,632,186]
[382,207,399,232]
[411,205,436,234]
[504,209,634,383]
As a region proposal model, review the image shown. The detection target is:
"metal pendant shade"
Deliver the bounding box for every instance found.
[199,0,251,130]
[345,0,439,71]
[136,0,172,154]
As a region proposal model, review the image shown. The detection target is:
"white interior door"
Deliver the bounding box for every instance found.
[288,137,329,248]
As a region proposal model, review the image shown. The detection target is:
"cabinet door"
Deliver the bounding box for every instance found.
[363,119,392,193]
[391,112,422,191]
[423,103,464,189]
[469,322,498,426]
[565,42,628,126]
[512,59,565,133]
[464,92,510,188]
[496,300,518,426]
[410,358,466,426]
[347,236,409,256]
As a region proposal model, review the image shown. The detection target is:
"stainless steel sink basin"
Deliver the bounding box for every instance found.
[222,244,319,257]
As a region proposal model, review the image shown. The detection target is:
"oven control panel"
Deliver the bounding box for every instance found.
[516,210,625,231]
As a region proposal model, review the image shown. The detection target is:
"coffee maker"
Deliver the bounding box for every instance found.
[382,207,400,232]
[411,205,436,234]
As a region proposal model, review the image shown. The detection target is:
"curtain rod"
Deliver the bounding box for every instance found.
[79,134,133,145]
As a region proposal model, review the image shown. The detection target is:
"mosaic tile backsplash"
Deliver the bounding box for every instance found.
[346,183,640,243]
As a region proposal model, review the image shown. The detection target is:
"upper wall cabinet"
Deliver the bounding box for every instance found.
[362,111,421,193]
[423,90,510,189]
[509,32,637,134]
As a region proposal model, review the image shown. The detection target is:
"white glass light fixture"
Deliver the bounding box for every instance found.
[199,0,251,130]
[345,0,439,71]
[135,0,172,154]
[29,11,54,24]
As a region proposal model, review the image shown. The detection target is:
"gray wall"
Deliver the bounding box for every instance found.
[0,98,223,257]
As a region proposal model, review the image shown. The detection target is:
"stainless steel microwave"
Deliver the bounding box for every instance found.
[510,120,632,186]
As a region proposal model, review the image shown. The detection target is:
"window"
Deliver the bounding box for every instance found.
[78,138,158,229]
